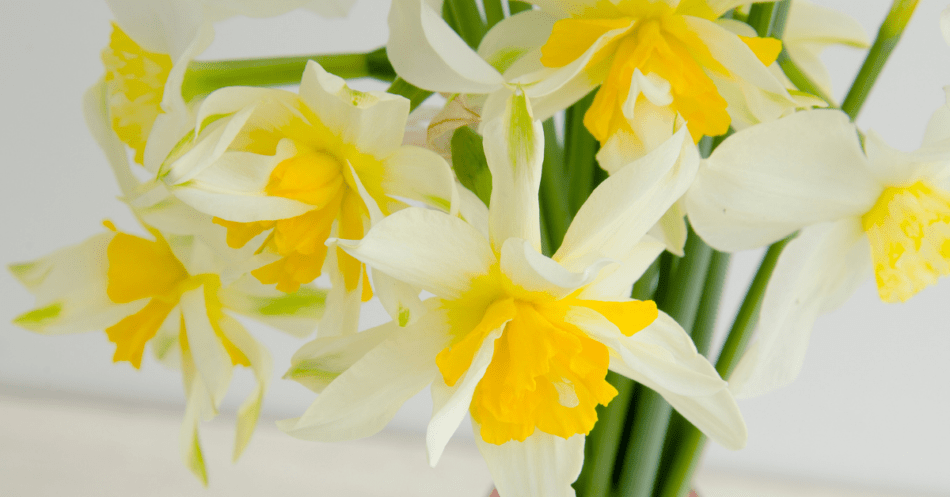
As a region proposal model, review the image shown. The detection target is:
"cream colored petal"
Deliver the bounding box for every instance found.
[556,128,697,272]
[687,109,879,252]
[500,238,612,299]
[785,0,870,48]
[730,218,870,398]
[568,308,726,397]
[336,207,495,300]
[83,80,139,197]
[382,145,459,215]
[218,276,325,338]
[428,327,504,467]
[922,87,950,147]
[160,100,260,183]
[595,100,678,171]
[278,307,451,441]
[319,247,364,337]
[387,0,504,93]
[179,368,210,485]
[474,426,585,497]
[484,93,545,253]
[106,0,205,58]
[648,200,688,257]
[687,17,789,97]
[179,286,233,407]
[478,9,557,74]
[299,61,410,160]
[457,183,491,240]
[216,314,272,461]
[284,318,398,394]
[372,269,424,327]
[577,236,665,301]
[170,183,313,223]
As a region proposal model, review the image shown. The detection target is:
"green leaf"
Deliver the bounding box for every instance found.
[450,126,493,207]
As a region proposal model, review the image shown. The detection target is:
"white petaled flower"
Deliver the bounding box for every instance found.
[279,94,746,496]
[687,100,950,397]
[156,61,458,336]
[10,188,324,484]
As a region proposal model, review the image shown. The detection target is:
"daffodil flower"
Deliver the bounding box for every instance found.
[90,0,354,171]
[10,188,324,484]
[687,101,950,397]
[156,61,458,334]
[533,0,794,161]
[280,94,745,496]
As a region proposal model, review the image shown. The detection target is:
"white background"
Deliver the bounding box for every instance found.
[0,0,948,495]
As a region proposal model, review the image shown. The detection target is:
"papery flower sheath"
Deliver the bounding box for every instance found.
[687,100,950,397]
[10,186,324,484]
[155,61,458,335]
[279,94,745,496]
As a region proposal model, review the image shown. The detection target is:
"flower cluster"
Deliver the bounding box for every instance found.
[10,1,945,495]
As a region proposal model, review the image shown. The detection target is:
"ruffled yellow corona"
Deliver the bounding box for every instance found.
[437,269,658,444]
[862,181,950,302]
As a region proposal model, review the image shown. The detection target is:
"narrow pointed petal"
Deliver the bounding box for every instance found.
[218,277,325,338]
[278,308,451,441]
[381,145,458,216]
[556,128,697,272]
[474,427,585,497]
[922,87,950,147]
[687,110,879,252]
[730,218,871,398]
[373,269,424,327]
[458,183,491,240]
[428,327,504,467]
[318,247,364,337]
[83,80,139,197]
[484,93,545,253]
[578,236,666,301]
[180,287,233,407]
[335,207,495,300]
[216,315,272,461]
[387,0,504,93]
[501,238,612,299]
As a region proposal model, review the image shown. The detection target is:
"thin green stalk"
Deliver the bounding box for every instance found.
[539,119,571,255]
[616,230,713,497]
[841,0,919,120]
[690,251,731,358]
[564,92,599,216]
[745,3,776,38]
[484,0,506,29]
[182,48,394,100]
[777,52,835,106]
[443,0,487,49]
[576,261,660,497]
[386,78,433,111]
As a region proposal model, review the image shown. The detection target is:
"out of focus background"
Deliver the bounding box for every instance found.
[1,1,948,495]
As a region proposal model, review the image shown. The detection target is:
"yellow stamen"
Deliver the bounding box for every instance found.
[862,181,950,302]
[101,23,172,164]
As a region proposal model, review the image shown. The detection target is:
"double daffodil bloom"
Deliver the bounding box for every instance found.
[687,102,950,397]
[88,0,354,183]
[10,188,324,484]
[157,61,457,335]
[280,95,745,496]
[534,0,794,161]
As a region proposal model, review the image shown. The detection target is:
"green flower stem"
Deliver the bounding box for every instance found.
[443,0,487,49]
[182,48,394,100]
[777,52,835,106]
[745,3,776,38]
[616,229,713,497]
[841,0,919,121]
[689,251,731,358]
[386,78,433,111]
[484,0,506,29]
[575,261,660,497]
[540,119,571,255]
[564,92,599,217]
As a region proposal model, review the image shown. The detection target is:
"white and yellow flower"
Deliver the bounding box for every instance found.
[687,99,950,397]
[156,61,458,334]
[279,94,745,496]
[10,189,324,483]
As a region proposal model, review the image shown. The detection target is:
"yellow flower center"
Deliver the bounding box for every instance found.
[105,230,248,368]
[101,23,172,164]
[861,181,950,302]
[436,270,658,444]
[212,97,383,296]
[539,0,780,143]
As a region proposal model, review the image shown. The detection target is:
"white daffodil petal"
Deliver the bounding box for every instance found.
[151,308,183,369]
[687,109,879,252]
[922,87,950,147]
[687,16,788,97]
[278,308,450,441]
[335,207,495,300]
[457,183,491,239]
[387,0,504,93]
[501,238,613,299]
[83,80,139,197]
[478,9,557,74]
[556,128,697,271]
[382,145,458,215]
[106,0,205,58]
[595,100,678,170]
[170,182,313,223]
[180,369,210,485]
[785,0,870,48]
[568,308,726,396]
[648,200,688,256]
[285,319,398,394]
[474,427,585,497]
[578,236,666,301]
[372,269,424,327]
[428,327,504,467]
[216,314,272,460]
[180,286,233,407]
[300,61,409,159]
[485,93,546,253]
[730,218,871,398]
[319,247,365,337]
[217,277,325,338]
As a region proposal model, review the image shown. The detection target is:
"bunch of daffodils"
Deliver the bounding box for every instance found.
[10,0,941,496]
